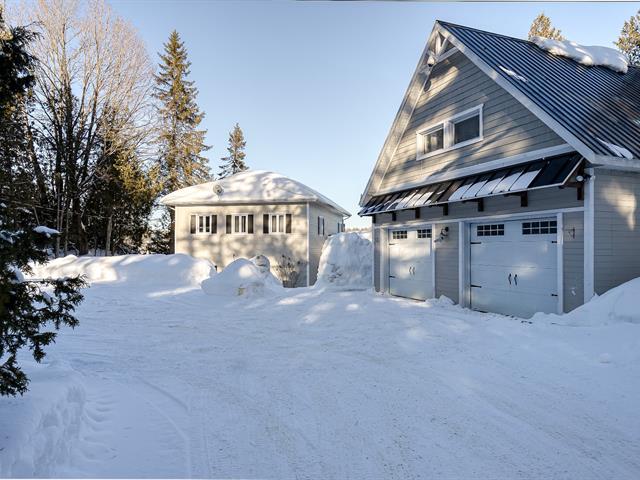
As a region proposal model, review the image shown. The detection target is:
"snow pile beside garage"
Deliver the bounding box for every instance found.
[29,254,215,290]
[536,277,640,326]
[0,360,85,477]
[315,232,372,289]
[201,255,284,297]
[532,36,628,73]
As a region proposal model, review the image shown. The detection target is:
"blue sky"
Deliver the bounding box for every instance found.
[111,1,639,227]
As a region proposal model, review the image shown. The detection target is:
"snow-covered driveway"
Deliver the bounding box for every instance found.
[3,262,640,478]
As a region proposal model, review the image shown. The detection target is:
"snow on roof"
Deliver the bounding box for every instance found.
[531,36,629,74]
[160,170,351,216]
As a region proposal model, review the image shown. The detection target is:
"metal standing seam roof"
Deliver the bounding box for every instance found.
[359,153,582,216]
[438,21,640,161]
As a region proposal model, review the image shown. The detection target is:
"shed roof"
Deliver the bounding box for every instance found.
[160,170,351,217]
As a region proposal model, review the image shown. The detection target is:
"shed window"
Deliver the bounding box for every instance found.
[392,230,408,239]
[317,216,325,236]
[264,213,291,234]
[417,228,431,239]
[422,126,444,154]
[231,214,254,234]
[190,214,217,235]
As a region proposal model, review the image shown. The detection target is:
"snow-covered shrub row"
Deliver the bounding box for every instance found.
[28,254,215,289]
[0,361,85,477]
[201,255,284,297]
[314,232,372,289]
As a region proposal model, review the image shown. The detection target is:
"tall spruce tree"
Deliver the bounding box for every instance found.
[154,30,210,252]
[616,10,640,67]
[528,13,564,41]
[0,8,85,396]
[219,123,248,179]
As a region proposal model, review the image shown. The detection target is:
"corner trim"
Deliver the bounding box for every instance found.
[306,202,311,287]
[556,212,564,314]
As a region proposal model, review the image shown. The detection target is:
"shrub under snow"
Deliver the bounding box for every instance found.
[314,232,372,289]
[201,255,284,297]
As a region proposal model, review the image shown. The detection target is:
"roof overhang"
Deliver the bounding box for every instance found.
[359,152,583,216]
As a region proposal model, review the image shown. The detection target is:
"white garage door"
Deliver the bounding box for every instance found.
[470,218,558,318]
[388,228,433,301]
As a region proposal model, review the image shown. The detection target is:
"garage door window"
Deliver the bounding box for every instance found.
[476,224,504,236]
[522,220,557,235]
[392,230,407,240]
[417,228,432,238]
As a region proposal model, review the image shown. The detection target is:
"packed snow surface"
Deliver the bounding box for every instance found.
[315,232,372,289]
[201,255,284,297]
[532,36,629,73]
[3,254,639,478]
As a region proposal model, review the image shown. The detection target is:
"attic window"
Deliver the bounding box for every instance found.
[416,105,483,160]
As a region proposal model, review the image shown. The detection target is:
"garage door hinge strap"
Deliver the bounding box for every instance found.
[389,275,396,278]
[551,293,558,297]
[470,241,482,245]
[470,284,482,288]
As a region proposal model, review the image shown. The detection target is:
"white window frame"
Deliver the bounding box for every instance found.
[267,213,288,234]
[190,214,217,235]
[232,213,250,234]
[416,104,483,161]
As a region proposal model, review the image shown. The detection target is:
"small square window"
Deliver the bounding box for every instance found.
[417,229,431,239]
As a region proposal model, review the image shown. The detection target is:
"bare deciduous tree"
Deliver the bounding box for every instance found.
[17,0,155,255]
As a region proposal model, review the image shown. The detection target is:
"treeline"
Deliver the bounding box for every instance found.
[1,0,249,258]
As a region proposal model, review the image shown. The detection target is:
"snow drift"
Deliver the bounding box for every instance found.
[0,360,85,477]
[201,255,284,297]
[29,254,215,289]
[535,277,640,325]
[314,232,372,289]
[532,36,628,73]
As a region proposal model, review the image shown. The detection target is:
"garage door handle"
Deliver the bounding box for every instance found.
[508,273,512,285]
[514,274,518,286]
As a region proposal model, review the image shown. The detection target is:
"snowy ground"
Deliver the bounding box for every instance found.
[2,254,640,478]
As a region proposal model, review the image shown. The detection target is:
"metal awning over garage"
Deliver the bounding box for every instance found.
[359,152,583,216]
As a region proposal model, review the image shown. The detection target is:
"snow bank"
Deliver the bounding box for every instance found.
[0,360,85,477]
[29,254,215,289]
[532,36,628,73]
[534,277,640,326]
[314,232,372,289]
[201,255,284,297]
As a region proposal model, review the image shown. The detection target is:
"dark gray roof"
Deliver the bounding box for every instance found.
[359,153,582,216]
[439,21,640,160]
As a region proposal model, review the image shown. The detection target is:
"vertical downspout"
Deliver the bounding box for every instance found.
[583,167,595,303]
[306,202,311,287]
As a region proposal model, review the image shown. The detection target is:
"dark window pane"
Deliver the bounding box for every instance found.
[424,127,444,154]
[211,215,217,234]
[226,215,232,234]
[454,114,480,144]
[198,216,204,233]
[263,214,269,234]
[205,216,210,232]
[190,215,196,234]
[248,214,254,234]
[286,214,292,234]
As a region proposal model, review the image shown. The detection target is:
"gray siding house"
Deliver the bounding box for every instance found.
[161,170,350,287]
[359,21,640,318]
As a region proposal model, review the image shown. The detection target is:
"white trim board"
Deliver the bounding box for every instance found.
[306,203,311,287]
[374,144,575,196]
[377,206,584,230]
[583,169,595,302]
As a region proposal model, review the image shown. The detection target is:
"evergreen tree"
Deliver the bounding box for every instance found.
[154,30,211,252]
[0,8,85,396]
[528,13,564,41]
[219,123,248,179]
[616,10,640,67]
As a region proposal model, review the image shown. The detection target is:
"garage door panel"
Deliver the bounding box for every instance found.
[470,217,558,318]
[388,229,433,301]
